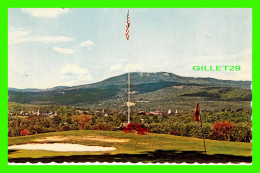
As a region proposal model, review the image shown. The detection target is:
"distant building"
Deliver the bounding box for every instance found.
[146,108,163,116]
[125,102,136,107]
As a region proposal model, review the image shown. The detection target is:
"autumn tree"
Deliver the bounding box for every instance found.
[71,114,92,130]
[210,120,234,141]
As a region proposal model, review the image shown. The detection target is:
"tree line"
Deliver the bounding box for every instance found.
[8,103,251,142]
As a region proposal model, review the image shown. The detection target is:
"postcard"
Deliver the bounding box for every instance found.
[8,8,252,164]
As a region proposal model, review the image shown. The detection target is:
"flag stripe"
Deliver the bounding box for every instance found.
[125,10,130,40]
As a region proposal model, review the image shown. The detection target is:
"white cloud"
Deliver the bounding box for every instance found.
[60,64,88,75]
[8,28,74,45]
[109,64,123,72]
[21,8,70,18]
[80,40,95,49]
[8,28,30,45]
[59,64,93,86]
[124,63,144,72]
[27,36,73,43]
[53,47,74,54]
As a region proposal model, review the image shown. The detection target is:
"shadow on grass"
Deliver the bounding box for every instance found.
[8,149,252,163]
[8,150,18,154]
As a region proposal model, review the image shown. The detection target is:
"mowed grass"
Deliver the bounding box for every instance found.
[8,130,252,159]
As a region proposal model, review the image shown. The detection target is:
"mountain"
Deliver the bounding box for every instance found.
[50,86,69,90]
[8,88,41,92]
[64,72,251,90]
[8,86,69,92]
[8,72,252,111]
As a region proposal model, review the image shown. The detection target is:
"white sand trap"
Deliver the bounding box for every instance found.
[8,143,116,152]
[34,135,129,143]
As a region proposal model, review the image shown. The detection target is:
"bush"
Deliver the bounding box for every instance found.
[148,123,163,133]
[170,130,182,136]
[94,124,106,130]
[8,128,20,137]
[20,129,30,136]
[183,123,197,137]
[62,124,71,131]
[230,123,252,142]
[209,120,234,141]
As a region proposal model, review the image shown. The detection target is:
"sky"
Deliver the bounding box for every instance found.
[8,8,252,89]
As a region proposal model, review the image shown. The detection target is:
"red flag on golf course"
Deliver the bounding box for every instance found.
[195,104,200,122]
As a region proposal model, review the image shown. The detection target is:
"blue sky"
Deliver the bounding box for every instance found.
[8,8,252,89]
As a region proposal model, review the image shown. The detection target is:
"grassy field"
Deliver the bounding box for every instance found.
[8,130,252,161]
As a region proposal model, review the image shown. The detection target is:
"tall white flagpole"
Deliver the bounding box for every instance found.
[127,10,131,124]
[128,39,130,124]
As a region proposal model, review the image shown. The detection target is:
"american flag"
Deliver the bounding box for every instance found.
[125,10,130,40]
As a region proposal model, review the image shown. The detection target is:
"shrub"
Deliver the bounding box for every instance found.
[8,128,20,137]
[20,129,30,136]
[94,124,106,130]
[210,120,234,141]
[62,124,71,131]
[148,123,163,133]
[230,123,252,142]
[170,130,182,136]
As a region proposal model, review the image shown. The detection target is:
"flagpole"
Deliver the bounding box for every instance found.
[128,36,130,124]
[126,9,130,124]
[199,111,206,154]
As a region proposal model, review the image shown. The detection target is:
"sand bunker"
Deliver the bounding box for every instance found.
[8,143,116,152]
[34,135,129,143]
